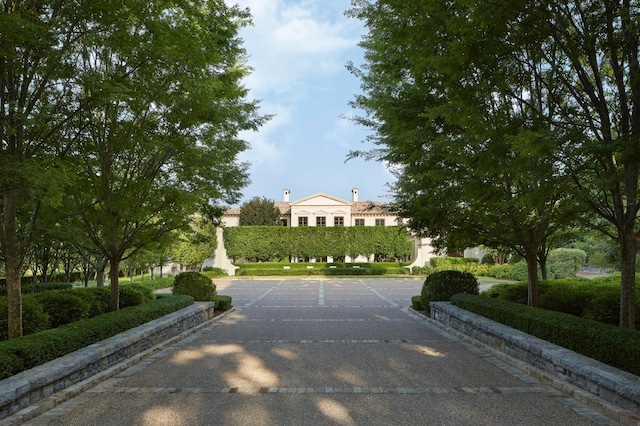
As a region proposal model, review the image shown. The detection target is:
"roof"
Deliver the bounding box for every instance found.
[223,199,396,217]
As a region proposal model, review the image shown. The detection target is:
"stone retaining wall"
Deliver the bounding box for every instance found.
[0,302,217,421]
[430,301,640,421]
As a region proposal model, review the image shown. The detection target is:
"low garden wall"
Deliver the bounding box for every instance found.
[429,301,640,424]
[0,302,219,424]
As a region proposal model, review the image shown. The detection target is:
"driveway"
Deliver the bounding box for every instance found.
[25,278,616,425]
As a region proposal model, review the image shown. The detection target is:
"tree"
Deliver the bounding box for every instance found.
[347,0,584,307]
[66,0,264,311]
[239,197,281,226]
[1,0,106,338]
[171,218,218,271]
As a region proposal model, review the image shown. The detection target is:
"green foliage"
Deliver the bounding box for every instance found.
[234,262,409,276]
[35,291,91,328]
[0,295,193,379]
[73,287,111,317]
[172,272,217,301]
[548,248,587,279]
[239,197,281,226]
[411,295,423,310]
[451,294,640,376]
[224,226,412,262]
[202,267,228,277]
[119,284,155,309]
[483,277,640,328]
[0,296,50,341]
[215,295,232,311]
[0,282,73,296]
[421,270,479,307]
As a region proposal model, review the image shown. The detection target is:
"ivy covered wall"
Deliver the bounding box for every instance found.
[223,226,413,262]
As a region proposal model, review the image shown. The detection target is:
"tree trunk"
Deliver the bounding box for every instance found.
[5,243,23,339]
[109,258,120,312]
[3,186,23,339]
[524,248,539,307]
[619,229,636,328]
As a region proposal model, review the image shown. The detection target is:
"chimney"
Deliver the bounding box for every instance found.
[283,189,290,202]
[352,188,359,202]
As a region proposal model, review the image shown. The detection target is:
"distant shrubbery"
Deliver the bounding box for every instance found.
[235,262,411,276]
[424,248,588,280]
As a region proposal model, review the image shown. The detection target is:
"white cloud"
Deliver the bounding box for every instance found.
[324,112,358,149]
[233,0,362,98]
[239,102,292,166]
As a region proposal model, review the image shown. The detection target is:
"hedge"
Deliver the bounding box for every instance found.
[0,294,194,379]
[483,276,640,328]
[223,226,412,262]
[450,293,640,376]
[0,282,73,296]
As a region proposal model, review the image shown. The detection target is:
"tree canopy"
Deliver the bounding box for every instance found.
[348,0,639,326]
[239,197,281,226]
[0,0,266,336]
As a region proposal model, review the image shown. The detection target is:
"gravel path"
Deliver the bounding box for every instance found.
[25,278,617,425]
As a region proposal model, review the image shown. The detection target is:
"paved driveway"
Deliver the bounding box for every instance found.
[26,278,616,425]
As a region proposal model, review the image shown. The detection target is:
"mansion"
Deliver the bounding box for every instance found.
[213,188,436,272]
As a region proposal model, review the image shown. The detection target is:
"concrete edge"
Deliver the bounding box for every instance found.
[425,302,640,426]
[0,304,235,425]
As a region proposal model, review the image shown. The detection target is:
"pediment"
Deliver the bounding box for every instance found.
[290,193,351,207]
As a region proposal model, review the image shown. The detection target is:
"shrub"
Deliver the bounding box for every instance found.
[215,295,232,311]
[119,285,148,308]
[548,248,587,279]
[411,295,423,310]
[35,291,91,328]
[0,295,194,379]
[0,282,73,296]
[0,295,50,340]
[421,270,479,308]
[173,272,217,301]
[74,287,111,317]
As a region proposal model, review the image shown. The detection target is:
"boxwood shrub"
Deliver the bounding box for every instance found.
[421,270,479,308]
[215,295,232,311]
[450,293,640,376]
[35,291,91,328]
[0,295,50,341]
[173,272,217,301]
[0,294,194,379]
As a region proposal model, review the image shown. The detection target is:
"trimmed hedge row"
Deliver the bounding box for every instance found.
[0,282,73,296]
[0,294,194,379]
[484,276,640,328]
[234,262,412,276]
[450,293,640,376]
[236,266,394,276]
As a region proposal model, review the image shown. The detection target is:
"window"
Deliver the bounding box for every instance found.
[280,219,288,226]
[354,218,365,226]
[316,216,326,226]
[334,216,344,226]
[375,218,385,226]
[298,216,308,226]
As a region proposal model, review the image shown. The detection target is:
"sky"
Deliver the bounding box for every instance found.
[228,0,394,206]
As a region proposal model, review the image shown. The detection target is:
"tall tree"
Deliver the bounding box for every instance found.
[239,196,281,226]
[347,0,584,306]
[0,0,103,338]
[69,0,264,311]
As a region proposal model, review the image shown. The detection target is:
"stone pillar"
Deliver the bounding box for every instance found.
[213,227,239,276]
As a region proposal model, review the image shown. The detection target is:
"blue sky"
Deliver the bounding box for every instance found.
[229,0,394,205]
